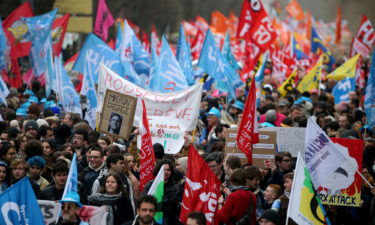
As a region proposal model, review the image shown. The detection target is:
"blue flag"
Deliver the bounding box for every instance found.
[81,63,98,129]
[365,51,375,128]
[222,31,239,70]
[0,69,9,106]
[132,33,150,80]
[198,29,243,101]
[332,78,356,105]
[0,18,9,71]
[44,36,55,98]
[23,9,57,76]
[311,27,335,70]
[0,177,44,225]
[176,24,194,85]
[149,35,188,93]
[55,57,82,116]
[115,22,122,55]
[255,53,268,107]
[73,33,123,83]
[148,42,160,90]
[63,153,78,197]
[292,35,307,60]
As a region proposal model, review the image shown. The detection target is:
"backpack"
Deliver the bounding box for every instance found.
[235,192,255,225]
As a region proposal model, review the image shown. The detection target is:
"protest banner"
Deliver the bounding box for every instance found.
[317,138,363,207]
[38,200,60,225]
[99,89,137,140]
[99,63,202,153]
[225,128,277,168]
[261,127,306,157]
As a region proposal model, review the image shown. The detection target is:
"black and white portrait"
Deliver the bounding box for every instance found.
[108,112,122,135]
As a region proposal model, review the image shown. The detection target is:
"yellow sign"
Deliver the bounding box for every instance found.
[54,0,92,15]
[67,16,93,33]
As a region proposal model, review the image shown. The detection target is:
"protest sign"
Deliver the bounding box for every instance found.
[38,200,60,225]
[261,127,306,157]
[99,89,137,140]
[317,138,363,207]
[225,128,277,168]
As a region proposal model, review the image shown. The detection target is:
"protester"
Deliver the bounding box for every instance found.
[0,161,10,193]
[27,155,50,190]
[79,145,105,191]
[10,158,40,196]
[259,209,280,225]
[56,191,83,225]
[0,141,17,165]
[263,184,283,210]
[265,152,293,188]
[122,195,161,225]
[187,211,207,225]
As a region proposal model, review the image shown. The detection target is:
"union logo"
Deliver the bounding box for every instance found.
[8,20,29,43]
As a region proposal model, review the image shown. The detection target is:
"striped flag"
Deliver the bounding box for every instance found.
[147,165,164,224]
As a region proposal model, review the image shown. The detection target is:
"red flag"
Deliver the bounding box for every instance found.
[237,77,259,164]
[237,0,252,42]
[286,0,305,20]
[52,14,70,56]
[2,1,33,58]
[350,15,375,57]
[142,31,150,52]
[335,7,342,45]
[139,100,156,192]
[9,58,22,88]
[94,0,115,41]
[191,29,204,61]
[180,144,221,225]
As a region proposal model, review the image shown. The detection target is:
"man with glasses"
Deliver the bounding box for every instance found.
[57,191,83,225]
[265,152,294,188]
[78,146,105,191]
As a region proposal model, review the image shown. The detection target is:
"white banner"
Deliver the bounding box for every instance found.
[38,200,60,225]
[98,63,203,132]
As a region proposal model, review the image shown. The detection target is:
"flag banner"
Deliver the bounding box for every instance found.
[147,165,164,224]
[326,54,360,80]
[131,31,151,80]
[199,29,243,101]
[287,152,329,225]
[98,63,202,131]
[177,24,195,85]
[94,0,115,41]
[180,144,221,225]
[2,1,33,58]
[237,78,259,164]
[139,99,156,191]
[305,117,348,189]
[292,35,308,60]
[0,18,10,70]
[149,35,188,93]
[38,200,60,225]
[0,72,10,106]
[55,56,82,116]
[77,205,108,225]
[44,37,55,98]
[191,28,204,61]
[151,25,161,54]
[278,69,298,97]
[237,0,251,42]
[73,33,123,84]
[62,153,78,198]
[297,57,322,93]
[222,31,239,70]
[350,15,375,58]
[81,63,98,129]
[317,138,363,207]
[311,28,335,70]
[286,0,305,20]
[332,78,356,105]
[255,52,268,106]
[335,7,342,45]
[0,177,45,225]
[365,50,375,128]
[52,14,70,56]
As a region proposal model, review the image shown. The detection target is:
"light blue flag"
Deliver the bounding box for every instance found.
[81,63,98,129]
[149,35,189,93]
[55,56,82,116]
[115,22,122,55]
[222,31,239,70]
[255,53,268,107]
[45,36,55,98]
[23,9,57,76]
[73,33,123,83]
[0,70,9,106]
[0,18,9,71]
[148,41,160,90]
[62,153,78,197]
[332,78,356,105]
[176,24,194,85]
[132,34,150,81]
[198,29,243,101]
[365,51,375,128]
[0,177,44,225]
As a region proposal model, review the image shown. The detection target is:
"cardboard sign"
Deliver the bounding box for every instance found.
[99,89,137,140]
[317,138,363,207]
[225,128,277,168]
[261,127,306,157]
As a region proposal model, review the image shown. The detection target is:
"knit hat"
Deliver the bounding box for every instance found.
[10,120,19,129]
[27,156,46,168]
[24,120,39,132]
[36,119,49,128]
[260,209,279,224]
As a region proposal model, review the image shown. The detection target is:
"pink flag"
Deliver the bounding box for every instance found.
[94,0,115,41]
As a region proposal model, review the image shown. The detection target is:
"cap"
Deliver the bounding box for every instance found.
[20,102,31,109]
[260,209,280,224]
[23,90,34,96]
[40,98,47,103]
[59,191,82,207]
[263,84,273,92]
[208,107,221,118]
[232,100,244,111]
[24,120,39,131]
[28,96,39,103]
[44,100,57,109]
[16,108,28,117]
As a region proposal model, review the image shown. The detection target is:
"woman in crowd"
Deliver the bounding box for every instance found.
[0,161,10,193]
[88,173,134,225]
[0,141,17,165]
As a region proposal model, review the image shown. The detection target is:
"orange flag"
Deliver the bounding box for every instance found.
[286,0,305,20]
[335,7,342,44]
[210,11,228,34]
[305,10,312,40]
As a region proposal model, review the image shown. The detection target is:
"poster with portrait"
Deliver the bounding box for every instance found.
[99,89,137,140]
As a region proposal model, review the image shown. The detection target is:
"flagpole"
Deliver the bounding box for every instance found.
[356,169,373,189]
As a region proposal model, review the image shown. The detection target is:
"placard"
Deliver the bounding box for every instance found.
[225,128,277,168]
[99,89,137,140]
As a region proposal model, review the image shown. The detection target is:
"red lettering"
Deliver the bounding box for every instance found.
[135,87,144,97]
[105,73,113,87]
[166,108,174,117]
[176,109,184,118]
[171,95,179,104]
[113,79,123,90]
[182,108,192,120]
[153,109,163,116]
[124,84,134,94]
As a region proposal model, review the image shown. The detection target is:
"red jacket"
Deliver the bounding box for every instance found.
[215,189,257,225]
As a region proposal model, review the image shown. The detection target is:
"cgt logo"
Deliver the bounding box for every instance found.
[1,202,28,225]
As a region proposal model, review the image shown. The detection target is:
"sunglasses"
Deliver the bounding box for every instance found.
[62,203,77,210]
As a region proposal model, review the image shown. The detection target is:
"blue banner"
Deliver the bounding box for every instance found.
[176,24,194,85]
[365,51,375,128]
[0,177,44,225]
[0,18,9,70]
[311,28,335,71]
[222,31,239,70]
[332,78,356,105]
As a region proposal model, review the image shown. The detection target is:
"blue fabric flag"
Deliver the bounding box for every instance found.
[55,56,82,116]
[222,31,239,70]
[62,153,78,197]
[148,42,160,90]
[292,35,308,60]
[332,77,356,105]
[149,35,188,93]
[115,22,122,55]
[0,18,9,71]
[0,177,44,225]
[81,62,98,129]
[255,53,268,107]
[311,27,335,71]
[176,24,194,85]
[23,9,57,76]
[0,70,9,106]
[73,33,123,83]
[132,34,150,80]
[198,29,243,101]
[44,36,55,98]
[365,51,375,128]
